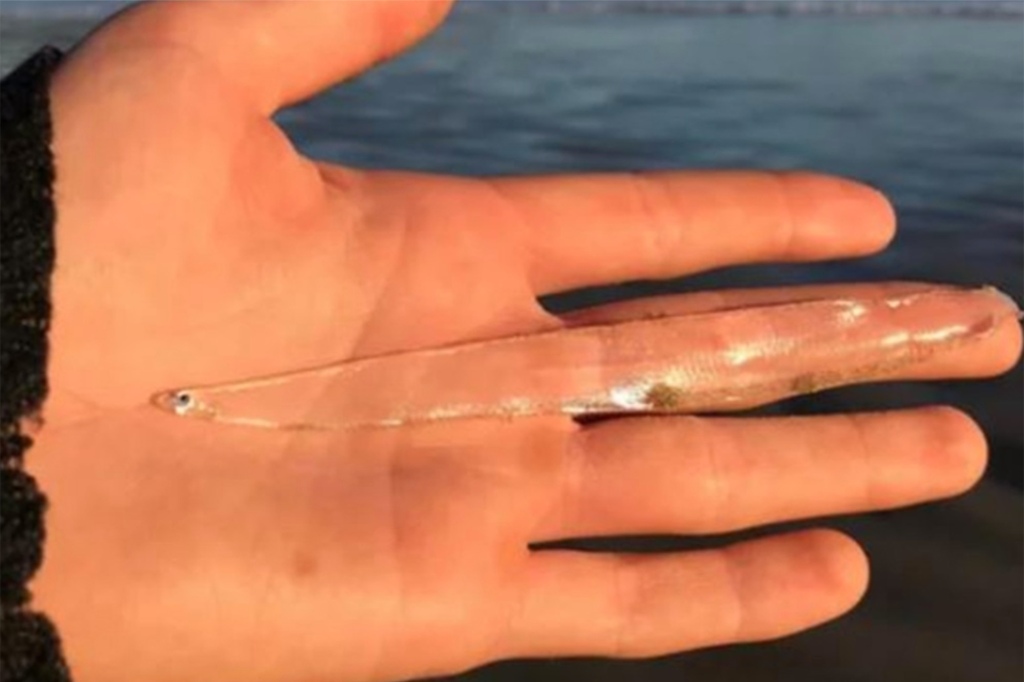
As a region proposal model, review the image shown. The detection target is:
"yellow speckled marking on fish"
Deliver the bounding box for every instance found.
[645,382,685,410]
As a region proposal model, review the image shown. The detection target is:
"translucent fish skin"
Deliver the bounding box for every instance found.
[151,285,1020,430]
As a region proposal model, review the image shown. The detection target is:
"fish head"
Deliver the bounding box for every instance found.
[150,390,217,419]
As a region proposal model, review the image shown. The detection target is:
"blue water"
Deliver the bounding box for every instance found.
[3,4,1022,482]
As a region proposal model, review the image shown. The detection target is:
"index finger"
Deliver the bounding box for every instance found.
[483,170,895,295]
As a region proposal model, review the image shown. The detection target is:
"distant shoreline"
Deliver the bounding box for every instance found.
[469,1,1024,18]
[1,1,1022,21]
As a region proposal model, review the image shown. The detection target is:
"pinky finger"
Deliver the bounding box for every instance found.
[505,529,868,659]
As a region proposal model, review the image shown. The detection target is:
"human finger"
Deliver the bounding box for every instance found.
[480,170,895,294]
[560,282,1023,381]
[86,0,454,113]
[534,407,985,541]
[561,281,932,324]
[506,529,867,658]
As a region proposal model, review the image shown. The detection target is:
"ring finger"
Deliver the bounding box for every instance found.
[534,406,986,541]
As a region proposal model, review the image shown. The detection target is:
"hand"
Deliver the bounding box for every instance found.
[30,2,1021,681]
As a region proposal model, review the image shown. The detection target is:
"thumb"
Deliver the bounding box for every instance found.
[91,0,454,114]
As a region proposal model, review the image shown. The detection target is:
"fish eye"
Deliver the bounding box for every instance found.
[172,392,194,413]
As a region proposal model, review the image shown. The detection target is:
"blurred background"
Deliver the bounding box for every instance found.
[2,1,1021,680]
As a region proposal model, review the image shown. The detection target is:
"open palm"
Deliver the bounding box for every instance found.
[28,3,1021,682]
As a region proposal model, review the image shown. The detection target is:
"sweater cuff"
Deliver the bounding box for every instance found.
[1,46,72,682]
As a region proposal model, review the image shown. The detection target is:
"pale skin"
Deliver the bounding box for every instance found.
[25,2,1022,681]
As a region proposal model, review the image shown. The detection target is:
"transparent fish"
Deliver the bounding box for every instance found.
[151,284,1020,430]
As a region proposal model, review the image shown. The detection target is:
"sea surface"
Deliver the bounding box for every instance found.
[3,3,1022,484]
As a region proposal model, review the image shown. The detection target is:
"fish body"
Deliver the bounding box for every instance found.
[151,285,1020,430]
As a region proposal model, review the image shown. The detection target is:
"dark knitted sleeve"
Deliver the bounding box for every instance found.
[1,47,72,682]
